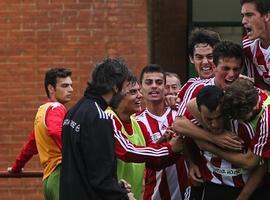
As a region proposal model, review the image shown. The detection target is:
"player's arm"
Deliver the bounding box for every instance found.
[195,139,260,169]
[249,107,270,159]
[113,116,182,163]
[173,116,242,151]
[134,121,183,169]
[236,163,267,200]
[46,104,66,149]
[179,98,243,151]
[184,138,203,183]
[145,136,184,170]
[8,130,38,173]
[114,128,181,163]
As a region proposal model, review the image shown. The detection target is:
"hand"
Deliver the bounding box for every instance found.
[212,131,243,151]
[169,135,184,153]
[7,166,23,173]
[188,163,203,184]
[127,192,136,200]
[165,95,178,109]
[7,167,13,172]
[119,179,132,193]
[156,128,174,144]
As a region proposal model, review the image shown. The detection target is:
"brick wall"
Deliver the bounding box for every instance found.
[0,0,147,199]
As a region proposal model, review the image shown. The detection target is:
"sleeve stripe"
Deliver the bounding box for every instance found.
[110,116,170,156]
[254,108,269,156]
[177,81,203,116]
[244,122,255,139]
[190,118,200,126]
[95,102,109,120]
[110,109,170,157]
[114,130,169,156]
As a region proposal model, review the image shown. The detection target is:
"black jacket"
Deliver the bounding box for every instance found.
[60,89,128,200]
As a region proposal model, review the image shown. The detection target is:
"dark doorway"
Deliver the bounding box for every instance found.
[148,0,188,82]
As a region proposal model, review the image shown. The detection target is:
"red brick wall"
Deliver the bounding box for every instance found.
[0,1,147,199]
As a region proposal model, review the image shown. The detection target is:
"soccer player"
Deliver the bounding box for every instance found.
[166,28,220,107]
[209,78,270,169]
[172,41,244,199]
[241,0,270,90]
[106,75,183,199]
[8,69,73,178]
[183,80,270,199]
[137,64,188,200]
[184,85,260,199]
[21,68,73,200]
[174,41,244,150]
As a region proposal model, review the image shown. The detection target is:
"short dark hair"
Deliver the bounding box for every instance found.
[222,78,259,120]
[44,68,72,98]
[188,28,221,57]
[213,41,244,67]
[87,58,132,95]
[139,64,166,84]
[109,74,138,109]
[240,0,270,15]
[196,85,224,113]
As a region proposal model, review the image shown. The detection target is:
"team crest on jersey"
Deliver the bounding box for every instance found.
[151,132,161,143]
[257,64,268,74]
[161,124,167,131]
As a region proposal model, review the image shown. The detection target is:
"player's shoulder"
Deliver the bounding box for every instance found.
[187,77,201,83]
[50,102,63,108]
[47,102,65,113]
[242,36,257,49]
[135,108,147,119]
[185,78,212,92]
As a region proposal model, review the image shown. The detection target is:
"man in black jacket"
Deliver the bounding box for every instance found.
[60,58,135,200]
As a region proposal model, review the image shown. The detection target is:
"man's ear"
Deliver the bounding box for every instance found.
[47,84,55,96]
[264,11,270,22]
[189,55,194,64]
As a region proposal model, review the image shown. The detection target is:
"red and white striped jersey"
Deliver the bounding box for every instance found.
[177,78,214,117]
[249,89,270,159]
[177,77,201,102]
[136,107,188,200]
[243,37,270,90]
[198,120,255,188]
[178,78,257,188]
[110,113,177,163]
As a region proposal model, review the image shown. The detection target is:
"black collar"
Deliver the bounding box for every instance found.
[84,88,108,110]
